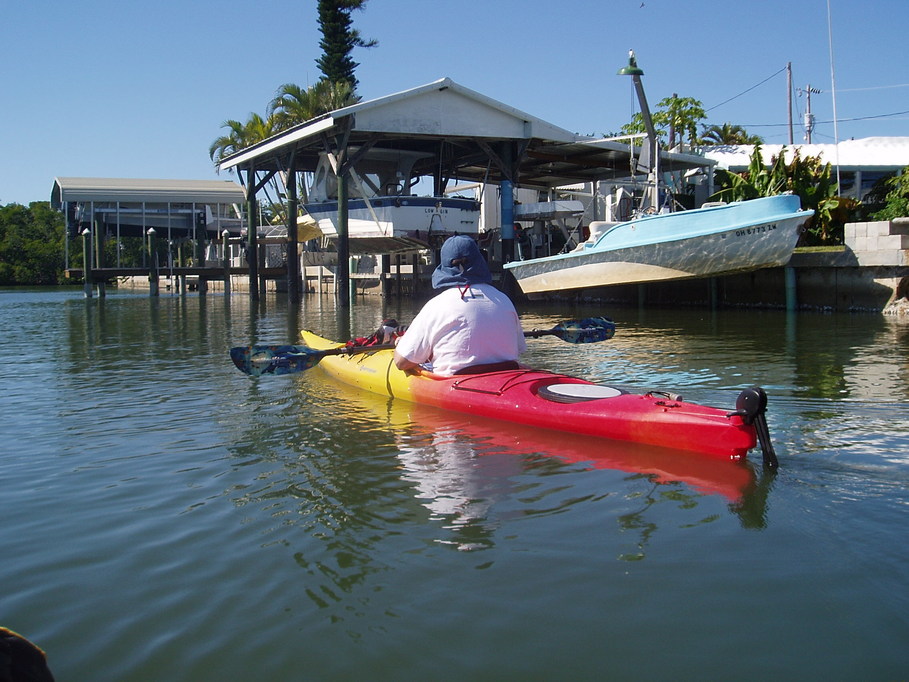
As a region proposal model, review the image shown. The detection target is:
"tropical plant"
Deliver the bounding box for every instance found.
[710,145,858,246]
[660,95,706,149]
[315,0,377,90]
[699,123,763,146]
[870,167,909,220]
[619,94,706,150]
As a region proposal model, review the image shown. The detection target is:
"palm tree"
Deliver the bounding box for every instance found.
[699,123,763,146]
[208,119,247,166]
[312,79,358,113]
[268,80,359,132]
[242,112,278,145]
[209,78,360,224]
[209,113,278,166]
[268,83,320,131]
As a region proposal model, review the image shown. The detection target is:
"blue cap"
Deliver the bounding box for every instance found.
[431,235,492,290]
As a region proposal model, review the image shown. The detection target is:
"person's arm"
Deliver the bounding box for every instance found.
[394,348,423,373]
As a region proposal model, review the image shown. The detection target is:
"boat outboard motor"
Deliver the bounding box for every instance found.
[729,386,778,468]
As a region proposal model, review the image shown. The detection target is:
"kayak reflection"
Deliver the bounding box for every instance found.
[404,401,758,504]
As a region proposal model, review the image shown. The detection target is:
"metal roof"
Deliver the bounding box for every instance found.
[217,77,712,190]
[51,177,247,208]
[704,137,909,171]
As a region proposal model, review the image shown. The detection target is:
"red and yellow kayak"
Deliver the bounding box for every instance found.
[301,331,760,460]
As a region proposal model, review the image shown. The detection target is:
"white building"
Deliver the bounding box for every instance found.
[702,136,909,202]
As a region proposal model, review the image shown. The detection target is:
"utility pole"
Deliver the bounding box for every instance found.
[802,85,822,143]
[787,62,794,145]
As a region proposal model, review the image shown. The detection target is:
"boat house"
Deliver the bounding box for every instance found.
[52,177,248,296]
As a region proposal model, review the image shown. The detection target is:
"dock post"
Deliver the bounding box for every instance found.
[785,266,798,311]
[147,228,159,296]
[258,236,267,298]
[286,159,300,303]
[177,242,186,295]
[336,168,350,307]
[381,254,390,297]
[196,216,208,296]
[81,228,93,298]
[221,230,231,296]
[94,218,106,298]
[247,177,259,302]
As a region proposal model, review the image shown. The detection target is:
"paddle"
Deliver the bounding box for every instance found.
[230,342,397,377]
[524,317,615,344]
[230,316,615,377]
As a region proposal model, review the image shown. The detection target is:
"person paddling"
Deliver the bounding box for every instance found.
[394,235,526,376]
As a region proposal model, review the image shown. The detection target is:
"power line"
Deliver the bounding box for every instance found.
[837,83,909,92]
[706,66,788,112]
[741,109,909,128]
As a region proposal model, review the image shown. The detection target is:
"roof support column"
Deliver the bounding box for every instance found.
[500,143,516,264]
[331,119,354,308]
[286,153,300,303]
[477,138,526,266]
[246,164,259,301]
[336,164,350,306]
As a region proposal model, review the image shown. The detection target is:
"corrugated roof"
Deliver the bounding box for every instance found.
[704,137,909,171]
[51,177,246,208]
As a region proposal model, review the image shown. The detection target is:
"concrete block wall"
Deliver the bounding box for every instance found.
[845,220,909,266]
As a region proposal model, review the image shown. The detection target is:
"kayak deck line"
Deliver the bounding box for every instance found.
[450,369,575,396]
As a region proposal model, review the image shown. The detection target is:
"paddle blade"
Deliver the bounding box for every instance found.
[230,344,323,377]
[548,317,616,343]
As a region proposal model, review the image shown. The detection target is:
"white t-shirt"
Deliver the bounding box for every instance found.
[395,283,527,376]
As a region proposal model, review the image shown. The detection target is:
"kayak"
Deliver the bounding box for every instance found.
[300,330,762,460]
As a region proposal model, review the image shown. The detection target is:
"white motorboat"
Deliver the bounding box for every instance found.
[303,147,480,253]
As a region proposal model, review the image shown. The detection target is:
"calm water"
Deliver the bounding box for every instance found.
[2,287,908,681]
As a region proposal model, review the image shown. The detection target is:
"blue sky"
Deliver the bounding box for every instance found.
[2,0,907,205]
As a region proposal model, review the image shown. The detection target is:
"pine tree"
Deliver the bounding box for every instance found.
[315,0,376,91]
